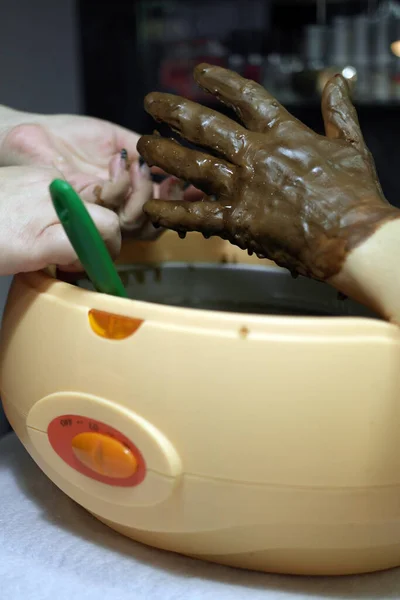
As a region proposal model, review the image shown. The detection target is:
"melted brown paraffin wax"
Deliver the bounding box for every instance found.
[137,64,400,281]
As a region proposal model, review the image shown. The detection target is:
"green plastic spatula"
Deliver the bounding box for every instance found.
[49,179,128,298]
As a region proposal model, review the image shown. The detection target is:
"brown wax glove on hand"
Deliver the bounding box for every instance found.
[137,64,399,281]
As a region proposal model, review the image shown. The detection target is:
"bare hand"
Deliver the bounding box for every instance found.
[0,113,196,240]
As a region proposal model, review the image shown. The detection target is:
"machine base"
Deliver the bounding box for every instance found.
[93,513,400,577]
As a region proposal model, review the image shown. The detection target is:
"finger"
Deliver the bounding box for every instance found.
[123,174,186,240]
[94,150,131,208]
[104,149,130,194]
[144,198,225,236]
[137,135,235,197]
[183,185,204,202]
[118,161,154,232]
[194,63,297,133]
[138,176,186,240]
[38,203,121,267]
[321,75,367,154]
[86,204,121,260]
[321,75,386,194]
[64,152,131,210]
[144,92,249,164]
[130,221,163,241]
[158,175,185,201]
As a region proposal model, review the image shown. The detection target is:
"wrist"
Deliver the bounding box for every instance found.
[329,208,400,324]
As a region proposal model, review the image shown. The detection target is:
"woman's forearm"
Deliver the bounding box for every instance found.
[329,214,400,324]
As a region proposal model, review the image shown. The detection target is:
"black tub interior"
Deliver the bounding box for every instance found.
[76,263,380,319]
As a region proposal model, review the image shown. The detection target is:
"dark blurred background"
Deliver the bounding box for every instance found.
[77,0,400,205]
[1,0,400,205]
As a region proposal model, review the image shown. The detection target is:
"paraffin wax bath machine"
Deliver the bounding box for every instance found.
[1,231,400,577]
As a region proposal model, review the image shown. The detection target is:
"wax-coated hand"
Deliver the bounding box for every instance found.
[138,64,399,280]
[0,166,121,275]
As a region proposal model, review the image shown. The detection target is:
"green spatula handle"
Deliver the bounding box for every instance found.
[49,179,128,298]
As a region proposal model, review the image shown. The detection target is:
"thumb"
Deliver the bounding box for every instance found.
[321,74,385,196]
[321,75,367,153]
[37,203,121,270]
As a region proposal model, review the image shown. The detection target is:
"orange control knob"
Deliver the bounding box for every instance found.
[71,432,138,479]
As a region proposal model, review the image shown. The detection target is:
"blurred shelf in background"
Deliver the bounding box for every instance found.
[77,0,400,207]
[134,0,400,107]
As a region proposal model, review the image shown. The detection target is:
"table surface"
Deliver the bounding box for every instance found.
[1,432,400,600]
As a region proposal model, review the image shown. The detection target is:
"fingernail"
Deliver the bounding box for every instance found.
[116,149,129,175]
